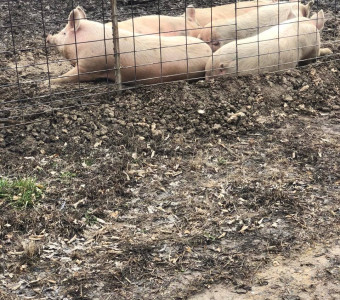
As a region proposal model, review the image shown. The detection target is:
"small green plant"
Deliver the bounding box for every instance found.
[204,233,217,242]
[60,171,77,179]
[83,159,94,166]
[85,211,97,225]
[217,157,227,166]
[0,177,43,208]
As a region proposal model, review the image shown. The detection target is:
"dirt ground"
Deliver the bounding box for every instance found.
[1,0,340,299]
[190,242,340,299]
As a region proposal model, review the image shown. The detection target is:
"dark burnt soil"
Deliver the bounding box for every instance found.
[1,62,340,299]
[1,0,340,299]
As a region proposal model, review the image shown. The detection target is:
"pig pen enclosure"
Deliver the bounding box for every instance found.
[1,0,340,299]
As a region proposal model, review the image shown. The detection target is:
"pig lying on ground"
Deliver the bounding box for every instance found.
[205,10,332,78]
[181,0,275,27]
[199,0,314,52]
[106,5,202,37]
[46,7,212,85]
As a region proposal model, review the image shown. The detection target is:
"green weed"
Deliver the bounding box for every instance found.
[60,171,77,179]
[0,177,43,208]
[85,211,98,225]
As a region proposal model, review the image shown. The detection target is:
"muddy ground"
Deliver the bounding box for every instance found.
[1,0,340,299]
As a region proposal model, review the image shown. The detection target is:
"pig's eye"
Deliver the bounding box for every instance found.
[212,41,220,46]
[63,32,66,35]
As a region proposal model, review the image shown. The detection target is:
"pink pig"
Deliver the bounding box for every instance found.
[205,10,332,78]
[46,7,212,85]
[182,0,275,27]
[198,0,314,52]
[107,5,202,38]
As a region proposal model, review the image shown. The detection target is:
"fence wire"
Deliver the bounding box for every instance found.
[0,0,339,127]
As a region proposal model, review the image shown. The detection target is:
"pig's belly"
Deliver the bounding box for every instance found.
[120,46,205,84]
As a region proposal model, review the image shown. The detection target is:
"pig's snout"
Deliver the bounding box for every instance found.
[46,34,52,44]
[46,34,55,44]
[206,63,226,80]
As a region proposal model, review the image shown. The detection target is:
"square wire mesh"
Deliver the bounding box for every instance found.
[0,0,339,127]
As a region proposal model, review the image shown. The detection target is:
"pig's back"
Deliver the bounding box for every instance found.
[217,21,298,75]
[119,15,184,36]
[206,3,293,48]
[194,0,272,26]
[196,0,270,26]
[236,2,294,35]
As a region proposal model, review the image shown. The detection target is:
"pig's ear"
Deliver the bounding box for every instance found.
[76,6,87,19]
[302,1,314,17]
[186,5,196,22]
[310,10,325,31]
[68,8,83,31]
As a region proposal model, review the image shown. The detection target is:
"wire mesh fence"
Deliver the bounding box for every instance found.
[0,0,339,127]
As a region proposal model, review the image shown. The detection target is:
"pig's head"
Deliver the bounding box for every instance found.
[46,6,87,58]
[185,5,202,37]
[206,62,227,79]
[289,0,314,18]
[301,0,314,18]
[198,22,221,52]
[205,51,226,79]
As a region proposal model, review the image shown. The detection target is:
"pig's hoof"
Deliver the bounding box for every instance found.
[319,48,333,56]
[41,79,63,90]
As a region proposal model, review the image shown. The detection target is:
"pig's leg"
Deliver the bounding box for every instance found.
[319,48,333,56]
[51,67,87,84]
[299,47,332,67]
[51,66,113,84]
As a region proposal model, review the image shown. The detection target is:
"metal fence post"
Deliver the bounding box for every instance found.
[110,0,122,90]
